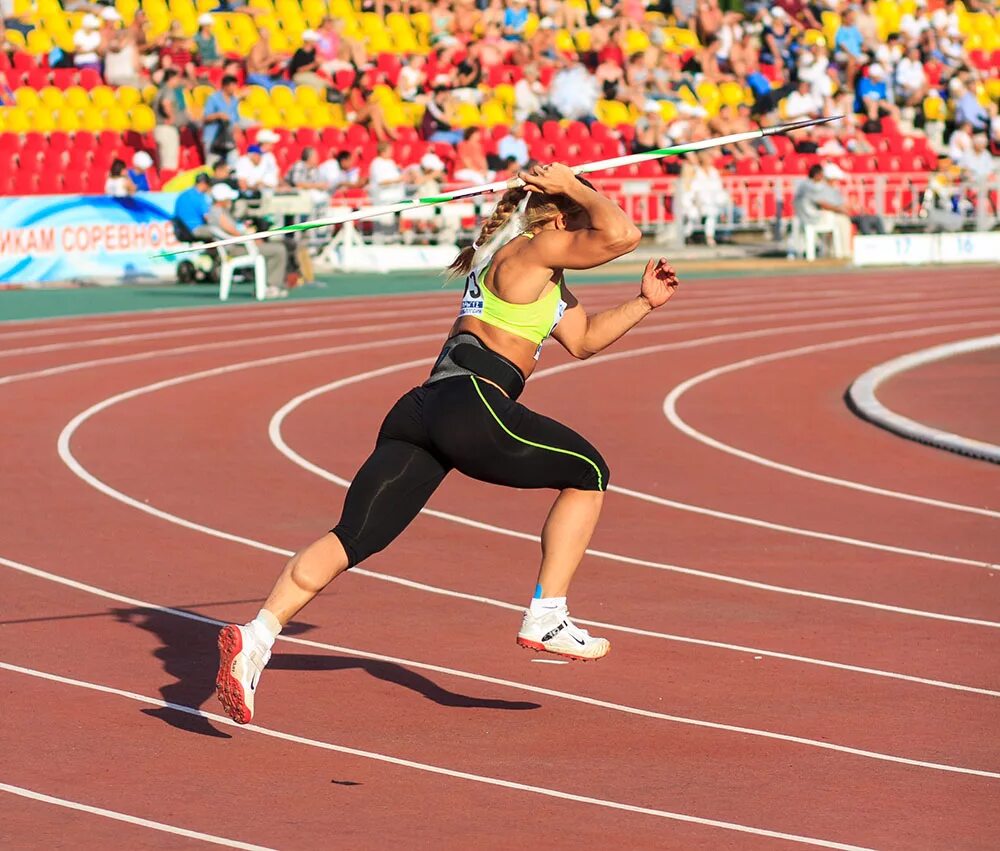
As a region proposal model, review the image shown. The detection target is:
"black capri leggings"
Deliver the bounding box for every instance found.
[331,375,610,567]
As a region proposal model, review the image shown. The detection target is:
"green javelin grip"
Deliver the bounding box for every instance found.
[155,115,842,259]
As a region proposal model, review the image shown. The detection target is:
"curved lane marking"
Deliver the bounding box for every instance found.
[848,333,1000,464]
[2,556,998,781]
[0,782,273,850]
[0,663,875,850]
[662,334,1000,517]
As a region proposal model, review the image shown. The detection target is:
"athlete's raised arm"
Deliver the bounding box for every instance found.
[517,163,642,269]
[552,257,679,360]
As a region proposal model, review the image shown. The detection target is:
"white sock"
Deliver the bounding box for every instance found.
[248,608,281,650]
[529,596,566,617]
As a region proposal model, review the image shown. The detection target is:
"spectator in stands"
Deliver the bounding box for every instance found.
[759,8,792,76]
[319,150,362,194]
[104,23,142,87]
[153,69,193,172]
[947,120,974,163]
[246,27,282,90]
[833,7,865,90]
[344,85,396,143]
[206,182,289,299]
[73,14,104,73]
[497,122,529,167]
[709,104,757,159]
[368,141,414,211]
[503,0,530,41]
[455,127,492,184]
[211,159,239,190]
[99,7,122,50]
[403,152,448,242]
[194,14,222,67]
[856,64,900,122]
[286,146,329,213]
[105,158,136,197]
[397,55,427,103]
[633,101,671,154]
[784,79,823,121]
[680,150,729,247]
[894,45,928,108]
[128,151,154,191]
[422,88,463,144]
[453,50,484,103]
[174,173,213,239]
[959,134,997,184]
[288,29,327,92]
[797,42,834,106]
[548,61,599,123]
[514,64,547,123]
[953,78,989,132]
[158,20,197,83]
[202,74,241,164]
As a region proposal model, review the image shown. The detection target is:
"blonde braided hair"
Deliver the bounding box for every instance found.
[446,177,593,279]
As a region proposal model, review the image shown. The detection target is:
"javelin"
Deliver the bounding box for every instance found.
[157,115,841,258]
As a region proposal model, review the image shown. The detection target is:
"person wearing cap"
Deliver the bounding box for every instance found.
[73,14,104,72]
[202,74,242,163]
[288,29,327,92]
[401,152,448,241]
[821,163,866,247]
[174,173,214,241]
[98,6,121,52]
[128,151,154,192]
[236,131,280,192]
[194,14,221,66]
[206,181,289,298]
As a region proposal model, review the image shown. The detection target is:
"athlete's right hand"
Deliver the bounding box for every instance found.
[517,162,580,196]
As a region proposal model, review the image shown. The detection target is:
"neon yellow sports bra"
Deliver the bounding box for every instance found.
[458,232,567,359]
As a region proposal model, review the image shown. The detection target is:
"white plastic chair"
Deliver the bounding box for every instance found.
[802,212,845,261]
[217,241,266,301]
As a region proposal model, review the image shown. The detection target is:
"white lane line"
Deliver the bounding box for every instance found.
[52,313,1000,638]
[661,333,1000,517]
[0,283,961,359]
[4,289,978,390]
[0,663,876,851]
[848,334,1000,464]
[3,555,998,780]
[269,351,1000,629]
[531,659,570,664]
[0,782,273,850]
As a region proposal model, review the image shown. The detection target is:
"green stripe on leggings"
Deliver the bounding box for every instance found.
[470,376,605,491]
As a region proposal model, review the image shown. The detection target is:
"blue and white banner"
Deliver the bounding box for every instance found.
[0,193,183,285]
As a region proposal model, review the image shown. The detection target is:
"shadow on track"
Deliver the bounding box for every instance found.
[114,606,538,738]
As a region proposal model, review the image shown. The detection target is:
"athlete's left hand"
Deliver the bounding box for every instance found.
[640,258,679,309]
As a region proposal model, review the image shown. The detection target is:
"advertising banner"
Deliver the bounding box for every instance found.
[0,193,183,285]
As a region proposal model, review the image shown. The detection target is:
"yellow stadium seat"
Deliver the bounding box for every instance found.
[367,31,393,52]
[105,108,130,132]
[55,109,82,132]
[370,83,398,107]
[719,81,748,107]
[923,95,946,122]
[244,85,271,109]
[658,100,678,122]
[803,29,826,47]
[453,101,481,128]
[4,108,31,133]
[64,86,90,111]
[116,0,139,25]
[410,11,431,36]
[302,0,326,27]
[30,108,56,132]
[664,27,699,49]
[129,104,157,133]
[324,102,349,128]
[79,107,105,132]
[596,99,630,126]
[295,86,321,108]
[623,29,651,55]
[280,105,308,128]
[4,29,26,48]
[696,81,721,114]
[985,79,1000,101]
[116,86,143,110]
[39,87,64,110]
[480,99,510,128]
[400,102,424,127]
[13,87,40,109]
[270,85,295,109]
[822,12,840,45]
[492,83,515,108]
[190,84,215,109]
[380,101,405,128]
[554,29,575,53]
[90,86,117,110]
[26,28,53,55]
[142,85,158,105]
[257,105,282,128]
[574,29,592,52]
[238,101,257,121]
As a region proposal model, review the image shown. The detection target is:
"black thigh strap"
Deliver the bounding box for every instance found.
[450,343,526,400]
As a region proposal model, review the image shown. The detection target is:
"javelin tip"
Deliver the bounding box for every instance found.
[760,115,844,136]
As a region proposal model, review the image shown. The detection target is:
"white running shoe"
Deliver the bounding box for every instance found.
[517,606,610,661]
[216,624,271,724]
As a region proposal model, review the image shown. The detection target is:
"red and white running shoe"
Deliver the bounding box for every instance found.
[216,624,271,724]
[517,606,610,661]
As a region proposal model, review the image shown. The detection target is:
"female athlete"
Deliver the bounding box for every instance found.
[216,162,679,724]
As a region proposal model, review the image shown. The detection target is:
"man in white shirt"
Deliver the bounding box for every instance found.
[783,80,823,120]
[73,14,103,71]
[514,65,544,122]
[548,61,598,122]
[959,134,997,183]
[319,151,361,193]
[947,121,974,164]
[235,129,280,192]
[367,142,412,205]
[895,46,927,106]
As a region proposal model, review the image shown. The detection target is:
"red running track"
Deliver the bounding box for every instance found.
[1,269,998,850]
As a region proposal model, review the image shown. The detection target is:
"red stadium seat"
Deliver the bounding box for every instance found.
[345,124,371,146]
[334,70,356,89]
[296,128,319,147]
[25,68,50,89]
[12,173,37,194]
[0,132,18,153]
[521,122,541,142]
[12,52,37,71]
[78,68,102,89]
[541,120,562,142]
[320,127,345,148]
[51,68,76,89]
[564,121,589,142]
[62,172,88,193]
